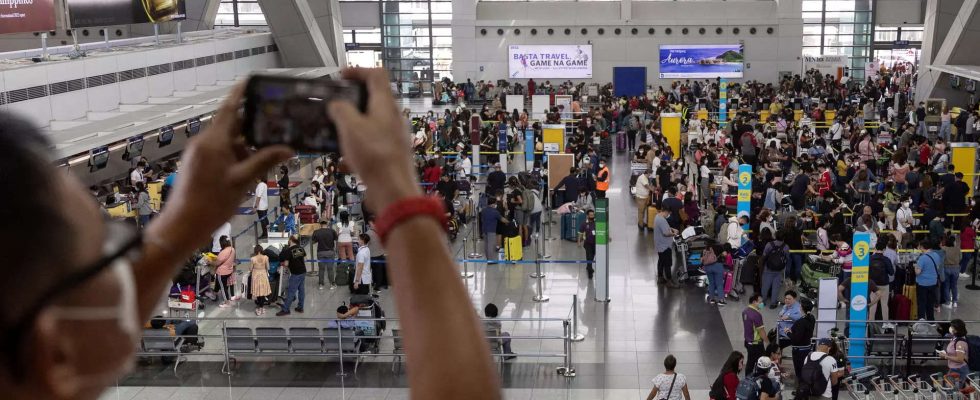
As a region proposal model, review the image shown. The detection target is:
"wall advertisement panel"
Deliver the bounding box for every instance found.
[66,0,187,28]
[659,44,744,79]
[802,55,849,80]
[0,0,56,34]
[509,45,593,79]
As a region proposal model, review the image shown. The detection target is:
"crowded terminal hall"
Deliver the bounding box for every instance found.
[4,0,980,399]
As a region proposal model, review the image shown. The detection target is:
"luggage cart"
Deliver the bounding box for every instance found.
[871,376,902,400]
[930,372,968,400]
[843,366,879,400]
[886,374,923,400]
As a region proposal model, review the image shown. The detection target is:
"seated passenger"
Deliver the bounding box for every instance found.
[272,205,297,234]
[483,303,516,360]
[326,304,360,329]
[147,316,203,353]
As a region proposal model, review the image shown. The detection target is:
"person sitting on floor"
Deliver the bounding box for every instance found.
[483,303,516,360]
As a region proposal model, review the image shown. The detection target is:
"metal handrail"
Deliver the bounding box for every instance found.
[138,315,575,377]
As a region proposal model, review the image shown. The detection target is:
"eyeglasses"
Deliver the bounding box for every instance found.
[1,220,142,369]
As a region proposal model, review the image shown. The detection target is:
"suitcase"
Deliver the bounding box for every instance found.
[335,264,352,288]
[561,212,583,242]
[616,132,627,152]
[295,205,317,224]
[724,271,735,295]
[647,206,658,229]
[902,284,918,320]
[504,235,523,260]
[889,293,912,320]
[740,254,760,285]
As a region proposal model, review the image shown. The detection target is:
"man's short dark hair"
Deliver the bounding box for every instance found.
[664,354,677,371]
[337,305,349,314]
[484,303,499,318]
[785,290,798,299]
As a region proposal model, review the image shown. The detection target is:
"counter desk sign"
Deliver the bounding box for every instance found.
[848,232,871,368]
[186,117,202,136]
[595,197,610,302]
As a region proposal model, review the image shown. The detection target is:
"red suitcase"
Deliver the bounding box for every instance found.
[616,133,626,153]
[890,293,912,321]
[295,205,317,224]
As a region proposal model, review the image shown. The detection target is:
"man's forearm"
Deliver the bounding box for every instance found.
[386,217,500,399]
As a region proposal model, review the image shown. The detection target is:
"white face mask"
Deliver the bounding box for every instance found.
[49,260,140,386]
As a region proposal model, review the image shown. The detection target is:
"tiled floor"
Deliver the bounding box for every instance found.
[104,98,980,399]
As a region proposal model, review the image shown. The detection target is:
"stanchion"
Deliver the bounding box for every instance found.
[461,239,475,279]
[570,294,585,342]
[556,320,576,377]
[336,328,347,377]
[221,321,232,375]
[467,213,483,259]
[532,260,550,302]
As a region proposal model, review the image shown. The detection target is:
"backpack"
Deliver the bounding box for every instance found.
[717,222,732,245]
[956,336,980,371]
[521,188,535,213]
[289,245,306,261]
[764,244,788,271]
[869,254,890,286]
[702,246,718,265]
[798,354,831,397]
[734,376,762,400]
[709,374,729,400]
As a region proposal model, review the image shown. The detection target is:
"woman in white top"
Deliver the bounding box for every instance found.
[312,166,326,186]
[646,355,691,400]
[336,210,359,264]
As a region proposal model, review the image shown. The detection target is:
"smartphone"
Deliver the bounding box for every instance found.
[242,75,367,153]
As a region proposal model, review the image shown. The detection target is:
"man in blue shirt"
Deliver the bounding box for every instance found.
[480,198,508,262]
[776,290,803,349]
[915,240,944,321]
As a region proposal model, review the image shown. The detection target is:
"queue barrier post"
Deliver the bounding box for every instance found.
[557,320,576,377]
[529,248,545,279]
[253,222,259,246]
[468,199,483,259]
[460,238,474,279]
[570,294,585,342]
[532,260,550,303]
[336,326,347,377]
[221,321,232,375]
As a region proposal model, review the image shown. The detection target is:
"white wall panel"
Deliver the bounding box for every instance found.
[117,50,149,105]
[48,61,90,121]
[84,56,121,112]
[339,2,381,28]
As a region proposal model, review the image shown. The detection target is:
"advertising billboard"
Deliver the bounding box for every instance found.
[802,55,849,81]
[659,44,744,79]
[509,45,592,79]
[66,0,187,29]
[0,0,56,35]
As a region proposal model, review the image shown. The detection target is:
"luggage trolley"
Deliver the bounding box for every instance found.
[885,375,924,400]
[930,372,968,400]
[673,227,711,287]
[843,366,879,400]
[871,376,903,400]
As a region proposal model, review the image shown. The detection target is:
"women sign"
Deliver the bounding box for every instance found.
[658,44,744,79]
[509,45,593,79]
[0,0,56,34]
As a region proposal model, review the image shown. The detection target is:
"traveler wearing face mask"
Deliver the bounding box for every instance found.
[939,319,971,389]
[896,197,914,248]
[595,159,610,199]
[0,96,294,398]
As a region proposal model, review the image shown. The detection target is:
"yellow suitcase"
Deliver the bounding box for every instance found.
[504,236,523,261]
[646,206,658,229]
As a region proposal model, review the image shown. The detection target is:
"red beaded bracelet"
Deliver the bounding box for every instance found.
[375,196,448,245]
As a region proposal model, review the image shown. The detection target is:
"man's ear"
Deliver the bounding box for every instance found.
[30,310,83,398]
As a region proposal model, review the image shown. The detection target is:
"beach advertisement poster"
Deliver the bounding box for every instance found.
[658,44,744,79]
[509,45,593,79]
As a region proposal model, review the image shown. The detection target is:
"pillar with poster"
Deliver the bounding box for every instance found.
[847,232,871,368]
